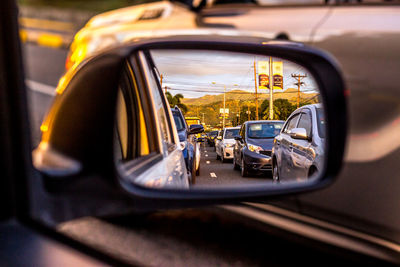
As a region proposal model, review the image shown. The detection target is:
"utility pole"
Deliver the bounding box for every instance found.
[238,104,241,125]
[253,60,259,120]
[291,73,307,108]
[223,85,226,129]
[247,105,250,121]
[269,57,274,120]
[201,112,205,125]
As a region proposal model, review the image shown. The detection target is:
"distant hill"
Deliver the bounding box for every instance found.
[182,89,319,106]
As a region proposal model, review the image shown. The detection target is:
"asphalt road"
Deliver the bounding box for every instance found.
[195,142,273,188]
[23,43,67,146]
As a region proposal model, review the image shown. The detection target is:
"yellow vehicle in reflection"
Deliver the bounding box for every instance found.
[185,116,202,140]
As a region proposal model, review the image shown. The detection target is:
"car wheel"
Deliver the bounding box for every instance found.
[272,160,280,182]
[241,157,249,177]
[196,165,200,176]
[233,156,240,170]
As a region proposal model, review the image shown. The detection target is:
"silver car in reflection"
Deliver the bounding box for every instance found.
[272,104,325,182]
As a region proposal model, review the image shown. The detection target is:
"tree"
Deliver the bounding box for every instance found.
[260,99,296,121]
[166,92,187,113]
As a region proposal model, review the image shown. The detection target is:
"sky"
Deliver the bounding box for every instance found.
[151,49,319,99]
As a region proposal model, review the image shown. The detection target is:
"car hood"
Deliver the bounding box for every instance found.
[223,139,236,145]
[247,138,274,150]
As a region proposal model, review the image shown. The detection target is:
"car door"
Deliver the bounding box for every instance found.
[238,124,246,162]
[279,113,300,179]
[295,5,400,244]
[290,108,313,180]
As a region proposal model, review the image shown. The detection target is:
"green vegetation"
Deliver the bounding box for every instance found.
[260,99,297,120]
[166,92,188,114]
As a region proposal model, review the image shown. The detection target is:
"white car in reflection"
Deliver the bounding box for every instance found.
[216,126,241,163]
[272,104,325,182]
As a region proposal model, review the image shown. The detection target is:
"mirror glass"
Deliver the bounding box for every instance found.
[115,49,326,190]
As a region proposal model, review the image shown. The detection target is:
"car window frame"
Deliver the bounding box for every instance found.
[283,112,301,134]
[297,108,313,139]
[136,51,178,155]
[143,50,178,147]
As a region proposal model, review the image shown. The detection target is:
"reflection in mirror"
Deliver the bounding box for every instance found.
[115,49,326,190]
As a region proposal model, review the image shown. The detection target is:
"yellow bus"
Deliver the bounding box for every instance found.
[185,117,202,140]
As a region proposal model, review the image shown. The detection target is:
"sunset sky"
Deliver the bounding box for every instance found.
[151,49,319,98]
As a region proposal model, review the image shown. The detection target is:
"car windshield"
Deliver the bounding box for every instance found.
[247,122,283,138]
[316,108,326,138]
[209,131,218,137]
[224,129,240,139]
[173,112,186,131]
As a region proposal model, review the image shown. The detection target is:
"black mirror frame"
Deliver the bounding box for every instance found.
[34,35,347,205]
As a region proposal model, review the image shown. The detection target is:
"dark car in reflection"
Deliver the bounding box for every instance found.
[171,106,203,184]
[233,120,284,177]
[207,130,219,147]
[272,104,325,182]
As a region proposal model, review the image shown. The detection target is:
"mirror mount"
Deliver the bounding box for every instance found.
[188,124,204,135]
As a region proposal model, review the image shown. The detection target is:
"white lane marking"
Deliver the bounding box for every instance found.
[210,172,217,178]
[205,150,207,153]
[205,154,208,157]
[26,79,56,96]
[206,161,210,164]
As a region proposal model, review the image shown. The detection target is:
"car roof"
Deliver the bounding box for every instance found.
[244,120,285,124]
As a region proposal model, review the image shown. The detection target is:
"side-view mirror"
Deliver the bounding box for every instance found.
[290,128,309,140]
[32,35,347,218]
[188,124,204,135]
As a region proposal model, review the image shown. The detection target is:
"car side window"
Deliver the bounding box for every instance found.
[138,52,176,154]
[284,113,300,134]
[115,61,150,162]
[297,110,312,138]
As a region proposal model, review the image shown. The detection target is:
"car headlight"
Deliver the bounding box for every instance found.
[247,144,263,153]
[179,141,187,150]
[224,143,233,148]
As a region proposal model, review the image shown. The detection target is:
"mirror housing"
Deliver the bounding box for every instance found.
[32,35,347,210]
[290,128,309,140]
[188,124,204,135]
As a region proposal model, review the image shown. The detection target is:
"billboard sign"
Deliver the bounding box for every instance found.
[258,61,269,89]
[273,61,283,90]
